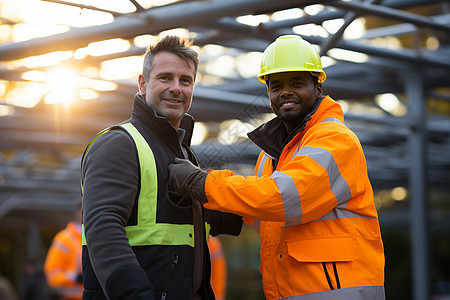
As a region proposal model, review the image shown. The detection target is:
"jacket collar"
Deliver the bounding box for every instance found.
[248,96,328,159]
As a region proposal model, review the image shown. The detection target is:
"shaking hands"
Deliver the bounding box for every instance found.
[168,158,209,203]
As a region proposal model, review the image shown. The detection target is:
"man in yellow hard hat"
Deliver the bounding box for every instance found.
[168,35,386,299]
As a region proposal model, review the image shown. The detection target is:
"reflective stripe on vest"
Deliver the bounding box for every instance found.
[279,285,385,300]
[82,123,195,247]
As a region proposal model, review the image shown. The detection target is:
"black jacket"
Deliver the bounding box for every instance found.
[81,94,242,300]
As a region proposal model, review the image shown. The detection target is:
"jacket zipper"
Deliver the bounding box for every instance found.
[161,252,179,300]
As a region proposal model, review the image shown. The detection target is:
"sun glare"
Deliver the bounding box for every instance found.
[218,120,255,145]
[5,82,48,108]
[43,69,79,104]
[86,38,131,56]
[22,51,74,68]
[0,0,375,114]
[236,14,270,26]
[375,93,407,116]
[327,48,369,63]
[19,67,119,107]
[192,122,208,145]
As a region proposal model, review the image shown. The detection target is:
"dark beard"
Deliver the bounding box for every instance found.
[277,110,307,126]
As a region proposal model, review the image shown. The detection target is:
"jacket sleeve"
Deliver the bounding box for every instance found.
[82,130,155,299]
[203,122,368,226]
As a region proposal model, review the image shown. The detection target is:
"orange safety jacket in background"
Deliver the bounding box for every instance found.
[208,235,227,300]
[204,96,385,299]
[44,221,83,300]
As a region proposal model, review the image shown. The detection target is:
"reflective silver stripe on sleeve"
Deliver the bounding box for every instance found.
[247,219,260,232]
[257,153,270,177]
[271,171,302,226]
[292,140,302,157]
[321,117,344,125]
[296,146,352,207]
[280,285,385,300]
[317,203,377,221]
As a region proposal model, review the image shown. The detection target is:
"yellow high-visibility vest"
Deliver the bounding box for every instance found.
[81,123,198,247]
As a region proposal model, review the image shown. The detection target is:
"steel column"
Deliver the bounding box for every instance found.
[405,72,430,300]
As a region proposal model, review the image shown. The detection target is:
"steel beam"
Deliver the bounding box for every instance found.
[319,0,384,56]
[328,0,450,32]
[194,19,450,69]
[355,13,450,40]
[41,0,125,16]
[0,0,316,61]
[297,33,450,68]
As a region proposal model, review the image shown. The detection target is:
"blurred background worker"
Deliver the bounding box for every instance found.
[208,236,227,300]
[44,199,83,300]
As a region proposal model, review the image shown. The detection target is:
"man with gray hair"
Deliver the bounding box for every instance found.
[81,35,242,300]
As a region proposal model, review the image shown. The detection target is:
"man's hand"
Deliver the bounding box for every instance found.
[168,158,209,203]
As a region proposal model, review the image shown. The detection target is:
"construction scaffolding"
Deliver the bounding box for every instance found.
[0,0,449,299]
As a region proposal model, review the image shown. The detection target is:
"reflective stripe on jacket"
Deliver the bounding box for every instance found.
[204,96,385,299]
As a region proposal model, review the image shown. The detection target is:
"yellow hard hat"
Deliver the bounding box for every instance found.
[258,35,326,84]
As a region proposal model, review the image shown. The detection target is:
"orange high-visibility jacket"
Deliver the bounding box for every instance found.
[44,221,83,300]
[204,96,385,299]
[208,236,227,300]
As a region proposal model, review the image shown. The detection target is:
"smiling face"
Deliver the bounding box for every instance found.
[138,51,196,130]
[268,71,322,133]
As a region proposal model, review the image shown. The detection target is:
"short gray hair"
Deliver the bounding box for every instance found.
[142,35,199,81]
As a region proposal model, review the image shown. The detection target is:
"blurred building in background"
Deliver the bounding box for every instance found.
[0,0,449,299]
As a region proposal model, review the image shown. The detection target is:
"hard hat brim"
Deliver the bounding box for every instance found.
[258,69,327,84]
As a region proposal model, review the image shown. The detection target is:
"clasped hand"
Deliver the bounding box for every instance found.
[168,158,209,203]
